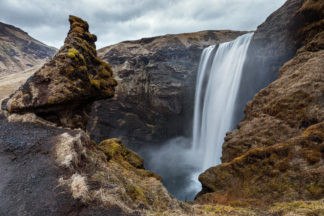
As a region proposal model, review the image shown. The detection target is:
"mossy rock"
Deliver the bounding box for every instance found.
[97,138,144,169]
[270,199,324,216]
[4,15,117,129]
[67,48,79,59]
[197,122,324,207]
[125,184,148,204]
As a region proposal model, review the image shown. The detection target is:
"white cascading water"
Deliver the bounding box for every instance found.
[192,33,254,171]
[142,33,254,201]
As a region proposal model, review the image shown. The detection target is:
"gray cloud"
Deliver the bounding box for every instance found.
[0,0,286,49]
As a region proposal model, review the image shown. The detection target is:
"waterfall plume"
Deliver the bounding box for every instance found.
[192,33,254,170]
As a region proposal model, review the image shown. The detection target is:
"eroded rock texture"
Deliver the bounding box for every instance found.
[3,16,117,129]
[197,0,324,207]
[88,30,247,148]
[0,111,190,216]
[233,0,306,124]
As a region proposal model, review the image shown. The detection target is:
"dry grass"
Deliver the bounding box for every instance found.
[55,132,83,168]
[71,173,89,200]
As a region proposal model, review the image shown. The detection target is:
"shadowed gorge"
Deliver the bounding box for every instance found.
[88,30,247,148]
[0,0,323,215]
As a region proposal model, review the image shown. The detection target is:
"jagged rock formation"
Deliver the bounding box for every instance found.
[3,16,117,129]
[0,21,56,76]
[196,0,324,207]
[88,30,247,148]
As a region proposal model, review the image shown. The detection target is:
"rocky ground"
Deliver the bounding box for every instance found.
[1,108,323,216]
[0,109,190,215]
[0,21,56,77]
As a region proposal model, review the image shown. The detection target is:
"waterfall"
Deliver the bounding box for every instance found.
[192,33,254,170]
[142,33,254,201]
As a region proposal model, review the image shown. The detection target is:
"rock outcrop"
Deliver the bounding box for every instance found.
[0,21,56,77]
[197,0,324,207]
[0,111,192,215]
[3,16,117,129]
[233,0,305,125]
[88,30,247,148]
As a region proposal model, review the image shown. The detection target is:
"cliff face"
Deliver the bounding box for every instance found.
[232,0,305,125]
[3,16,117,129]
[0,22,56,76]
[197,0,324,207]
[88,30,247,147]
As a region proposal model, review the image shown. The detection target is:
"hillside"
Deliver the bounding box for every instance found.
[0,21,56,76]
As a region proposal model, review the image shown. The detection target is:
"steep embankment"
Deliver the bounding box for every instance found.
[88,30,247,148]
[233,0,306,124]
[0,21,56,76]
[196,0,324,208]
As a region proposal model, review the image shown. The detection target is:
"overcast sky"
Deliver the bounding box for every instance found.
[0,0,286,49]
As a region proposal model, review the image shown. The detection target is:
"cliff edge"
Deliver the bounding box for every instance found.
[196,0,324,208]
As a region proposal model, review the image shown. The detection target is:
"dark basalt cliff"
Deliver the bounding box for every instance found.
[197,0,324,208]
[88,30,247,148]
[3,16,117,129]
[0,21,56,76]
[233,0,306,126]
